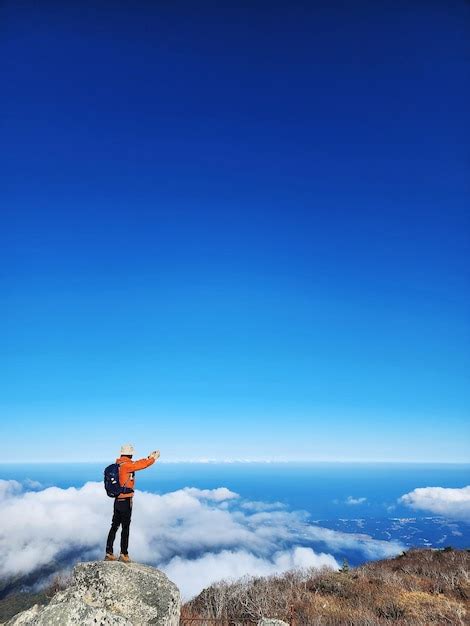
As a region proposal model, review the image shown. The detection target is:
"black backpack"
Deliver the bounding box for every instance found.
[104,462,134,498]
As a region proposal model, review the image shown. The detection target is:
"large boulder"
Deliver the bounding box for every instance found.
[6,561,181,625]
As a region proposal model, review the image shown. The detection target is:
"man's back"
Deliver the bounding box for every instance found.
[116,454,156,499]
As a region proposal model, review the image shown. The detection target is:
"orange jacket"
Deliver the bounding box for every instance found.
[116,455,155,499]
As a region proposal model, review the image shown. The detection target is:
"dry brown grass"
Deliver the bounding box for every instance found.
[182,548,470,625]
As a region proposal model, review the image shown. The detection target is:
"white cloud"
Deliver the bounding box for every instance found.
[302,524,402,560]
[182,487,239,501]
[400,486,470,520]
[23,479,43,490]
[164,547,337,599]
[240,500,286,512]
[0,479,403,600]
[346,496,367,505]
[0,480,22,498]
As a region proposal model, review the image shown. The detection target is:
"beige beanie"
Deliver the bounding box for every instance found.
[120,443,135,455]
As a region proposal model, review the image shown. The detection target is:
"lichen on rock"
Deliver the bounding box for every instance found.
[6,561,181,625]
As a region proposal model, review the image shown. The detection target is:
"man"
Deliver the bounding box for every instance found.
[105,444,160,562]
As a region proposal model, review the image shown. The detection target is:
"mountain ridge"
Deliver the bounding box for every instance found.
[1,548,468,625]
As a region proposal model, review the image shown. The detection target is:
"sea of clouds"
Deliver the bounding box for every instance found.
[2,479,465,599]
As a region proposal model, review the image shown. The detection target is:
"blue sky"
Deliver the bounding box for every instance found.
[1,1,469,462]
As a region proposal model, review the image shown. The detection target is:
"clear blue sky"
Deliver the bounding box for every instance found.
[1,1,469,462]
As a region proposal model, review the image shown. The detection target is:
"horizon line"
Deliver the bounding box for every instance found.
[1,458,469,465]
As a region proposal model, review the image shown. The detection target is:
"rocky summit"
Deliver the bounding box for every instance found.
[6,561,181,625]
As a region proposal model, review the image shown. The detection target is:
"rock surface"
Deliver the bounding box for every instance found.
[258,620,289,626]
[6,561,181,625]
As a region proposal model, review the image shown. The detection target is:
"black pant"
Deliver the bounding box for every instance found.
[106,498,133,555]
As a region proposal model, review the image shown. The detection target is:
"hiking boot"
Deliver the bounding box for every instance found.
[119,554,131,563]
[104,553,117,561]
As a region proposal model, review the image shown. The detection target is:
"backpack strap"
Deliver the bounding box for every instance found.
[117,461,134,495]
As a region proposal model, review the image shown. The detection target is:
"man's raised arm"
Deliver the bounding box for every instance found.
[130,450,160,471]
